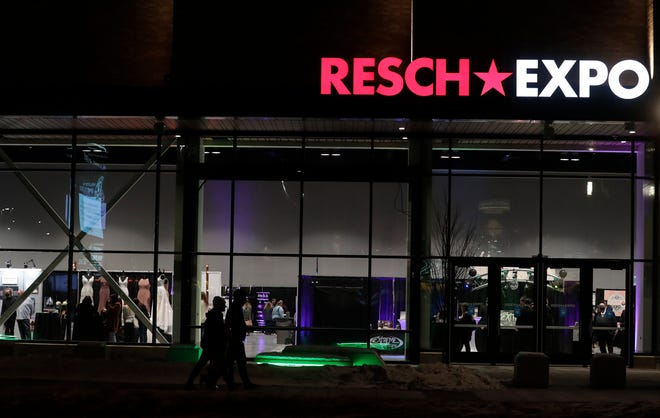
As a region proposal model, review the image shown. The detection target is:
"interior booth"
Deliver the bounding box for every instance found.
[0,268,44,339]
[0,1,659,366]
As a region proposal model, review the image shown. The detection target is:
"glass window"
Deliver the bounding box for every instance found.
[451,176,540,258]
[636,178,654,261]
[371,258,408,361]
[200,180,232,253]
[372,182,409,256]
[77,171,158,252]
[302,182,369,255]
[234,181,300,254]
[543,178,631,259]
[639,140,654,178]
[158,172,177,253]
[1,171,70,251]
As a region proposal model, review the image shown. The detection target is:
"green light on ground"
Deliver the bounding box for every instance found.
[336,342,392,351]
[0,335,18,341]
[254,353,353,367]
[336,342,366,349]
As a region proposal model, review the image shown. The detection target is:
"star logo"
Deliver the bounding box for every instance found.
[474,59,512,96]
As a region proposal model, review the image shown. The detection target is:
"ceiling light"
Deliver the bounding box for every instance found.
[624,121,636,134]
[587,180,593,196]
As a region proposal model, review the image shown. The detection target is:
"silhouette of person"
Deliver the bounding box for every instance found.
[616,304,627,359]
[225,288,257,390]
[103,293,122,342]
[135,298,150,343]
[2,288,17,336]
[263,301,274,334]
[474,301,488,352]
[593,302,616,353]
[73,296,104,341]
[122,300,137,343]
[456,302,475,352]
[185,296,228,390]
[516,296,535,352]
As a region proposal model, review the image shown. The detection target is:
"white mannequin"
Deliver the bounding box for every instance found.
[80,273,94,305]
[118,274,129,297]
[155,274,173,335]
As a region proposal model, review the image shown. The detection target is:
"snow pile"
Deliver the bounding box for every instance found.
[252,362,504,391]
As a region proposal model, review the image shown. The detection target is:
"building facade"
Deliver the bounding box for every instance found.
[0,1,658,365]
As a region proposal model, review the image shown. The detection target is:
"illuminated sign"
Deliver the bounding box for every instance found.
[320,58,650,100]
[369,335,404,351]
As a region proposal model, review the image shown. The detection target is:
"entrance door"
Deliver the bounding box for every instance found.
[450,261,537,363]
[450,260,631,365]
[543,262,630,365]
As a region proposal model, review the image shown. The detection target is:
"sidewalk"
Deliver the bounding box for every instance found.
[2,354,660,417]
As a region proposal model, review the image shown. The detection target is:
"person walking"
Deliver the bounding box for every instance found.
[185,296,229,390]
[225,288,257,390]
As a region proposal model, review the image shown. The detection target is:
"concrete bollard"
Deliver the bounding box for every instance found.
[512,351,549,388]
[590,353,626,388]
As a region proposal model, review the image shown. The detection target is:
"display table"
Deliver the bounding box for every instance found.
[275,318,294,344]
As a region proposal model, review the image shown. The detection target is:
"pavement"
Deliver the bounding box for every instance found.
[2,352,659,417]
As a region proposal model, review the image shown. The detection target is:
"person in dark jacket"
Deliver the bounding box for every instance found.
[225,288,256,390]
[185,296,228,390]
[72,296,104,341]
[456,302,475,352]
[593,302,616,353]
[2,288,17,336]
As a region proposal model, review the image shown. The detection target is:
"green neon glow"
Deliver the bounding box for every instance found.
[0,335,18,341]
[336,342,392,351]
[254,353,353,367]
[336,342,366,348]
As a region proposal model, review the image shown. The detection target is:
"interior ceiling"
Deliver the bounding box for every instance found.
[0,116,653,146]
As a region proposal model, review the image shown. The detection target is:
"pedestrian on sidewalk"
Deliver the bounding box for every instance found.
[185,296,229,390]
[225,288,257,390]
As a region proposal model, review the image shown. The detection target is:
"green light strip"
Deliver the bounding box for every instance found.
[254,354,353,367]
[0,335,18,341]
[336,342,391,351]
